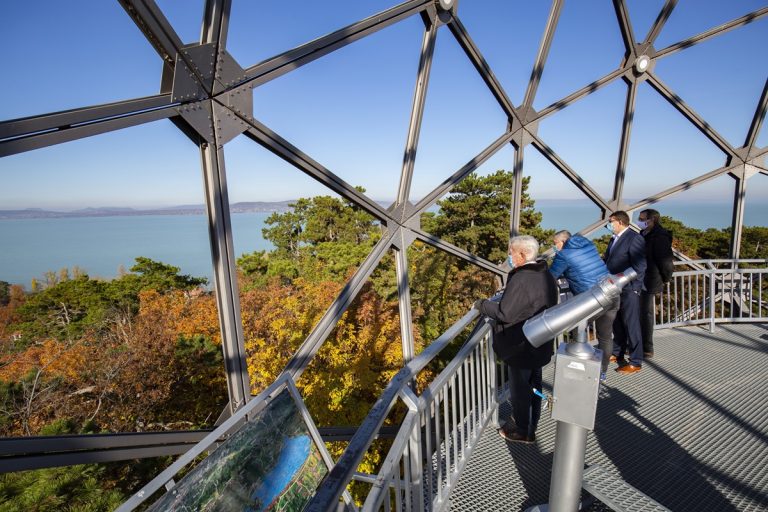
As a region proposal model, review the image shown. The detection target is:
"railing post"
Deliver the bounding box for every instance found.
[709,268,716,332]
[400,388,425,512]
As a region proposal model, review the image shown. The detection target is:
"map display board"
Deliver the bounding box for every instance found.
[147,388,329,511]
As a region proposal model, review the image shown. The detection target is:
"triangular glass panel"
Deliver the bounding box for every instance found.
[533,1,625,111]
[622,82,728,203]
[416,145,516,264]
[654,17,768,148]
[625,0,667,44]
[225,134,385,277]
[250,16,423,205]
[155,0,206,46]
[0,120,209,284]
[632,173,735,231]
[408,28,509,203]
[1,2,163,121]
[524,148,604,237]
[655,0,767,50]
[537,79,628,202]
[744,173,768,229]
[407,241,498,347]
[228,0,399,68]
[457,0,553,107]
[288,249,403,428]
[0,120,228,438]
[759,120,768,149]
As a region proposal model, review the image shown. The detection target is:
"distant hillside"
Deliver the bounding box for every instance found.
[0,201,294,220]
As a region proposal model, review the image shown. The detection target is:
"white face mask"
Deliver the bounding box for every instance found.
[507,255,515,269]
[637,219,648,229]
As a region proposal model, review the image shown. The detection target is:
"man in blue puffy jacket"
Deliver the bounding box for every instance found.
[549,230,619,381]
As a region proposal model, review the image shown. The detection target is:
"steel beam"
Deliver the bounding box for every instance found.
[242,0,432,90]
[522,0,564,109]
[0,104,178,158]
[745,78,768,150]
[729,176,747,259]
[200,143,251,413]
[612,0,636,55]
[447,16,517,120]
[201,0,232,48]
[510,146,524,236]
[118,0,185,68]
[655,6,768,59]
[395,247,416,363]
[535,68,625,120]
[396,19,437,206]
[642,0,678,45]
[612,80,638,207]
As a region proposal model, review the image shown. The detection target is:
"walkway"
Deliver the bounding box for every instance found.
[449,324,768,511]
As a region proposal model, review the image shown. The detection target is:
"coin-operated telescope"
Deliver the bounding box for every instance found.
[523,268,637,348]
[523,269,637,512]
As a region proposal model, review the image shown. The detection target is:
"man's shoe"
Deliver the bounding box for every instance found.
[644,352,654,359]
[609,355,627,365]
[615,364,641,374]
[499,425,535,444]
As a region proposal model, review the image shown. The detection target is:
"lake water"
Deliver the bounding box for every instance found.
[251,435,311,510]
[1,201,765,287]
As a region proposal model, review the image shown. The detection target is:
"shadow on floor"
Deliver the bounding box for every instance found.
[593,385,739,511]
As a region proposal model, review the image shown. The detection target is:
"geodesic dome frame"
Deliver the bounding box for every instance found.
[1,0,766,470]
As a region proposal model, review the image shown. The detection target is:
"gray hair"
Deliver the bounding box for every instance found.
[509,235,539,262]
[553,230,571,243]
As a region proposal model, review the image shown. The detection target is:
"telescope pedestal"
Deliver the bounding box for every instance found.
[526,323,601,512]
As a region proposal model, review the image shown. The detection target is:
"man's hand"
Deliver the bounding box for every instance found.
[474,299,485,311]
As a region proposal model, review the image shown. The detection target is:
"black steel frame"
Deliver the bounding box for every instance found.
[1,0,766,473]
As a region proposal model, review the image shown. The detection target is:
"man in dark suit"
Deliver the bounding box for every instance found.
[637,208,674,358]
[603,211,646,373]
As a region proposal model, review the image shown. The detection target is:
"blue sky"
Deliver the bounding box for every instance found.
[1,0,767,212]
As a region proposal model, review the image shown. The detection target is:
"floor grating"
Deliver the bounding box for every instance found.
[449,324,768,512]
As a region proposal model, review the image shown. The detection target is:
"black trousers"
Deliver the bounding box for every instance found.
[508,365,543,437]
[640,290,657,355]
[612,288,644,366]
[594,297,620,372]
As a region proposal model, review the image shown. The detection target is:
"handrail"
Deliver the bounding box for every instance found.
[362,321,497,512]
[305,308,481,512]
[655,261,767,330]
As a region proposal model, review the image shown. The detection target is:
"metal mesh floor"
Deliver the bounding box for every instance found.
[449,324,768,512]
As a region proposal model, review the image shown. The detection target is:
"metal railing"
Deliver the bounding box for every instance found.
[361,321,503,511]
[655,259,768,331]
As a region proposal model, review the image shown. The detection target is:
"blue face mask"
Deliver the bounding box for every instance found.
[552,245,559,254]
[605,222,615,233]
[507,255,515,269]
[637,220,648,229]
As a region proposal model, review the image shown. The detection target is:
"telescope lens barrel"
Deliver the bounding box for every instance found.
[522,269,637,348]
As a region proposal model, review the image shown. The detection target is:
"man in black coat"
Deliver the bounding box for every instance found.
[475,235,558,443]
[637,208,674,357]
[603,211,646,373]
